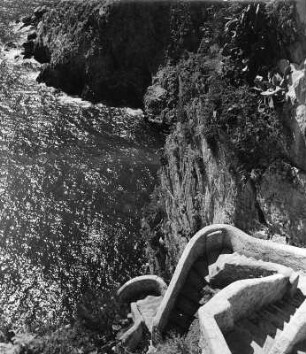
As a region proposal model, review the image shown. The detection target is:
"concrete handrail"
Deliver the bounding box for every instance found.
[117,275,167,304]
[199,274,290,354]
[117,275,167,351]
[153,226,225,332]
[153,224,306,334]
[224,224,306,272]
[199,314,231,354]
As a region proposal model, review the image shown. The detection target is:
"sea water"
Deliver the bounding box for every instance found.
[0,0,161,333]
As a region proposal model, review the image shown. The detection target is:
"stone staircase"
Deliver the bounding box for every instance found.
[164,256,211,334]
[118,224,306,353]
[225,291,306,354]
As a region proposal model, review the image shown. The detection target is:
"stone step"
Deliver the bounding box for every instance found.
[192,256,208,278]
[184,268,207,291]
[237,318,274,347]
[280,294,303,308]
[268,304,293,321]
[207,249,221,266]
[191,257,208,278]
[295,290,306,301]
[226,320,276,354]
[290,296,305,308]
[248,313,277,337]
[225,295,300,354]
[254,318,283,353]
[175,294,199,317]
[168,307,194,331]
[260,307,289,328]
[180,285,202,304]
[225,324,254,354]
[278,298,301,313]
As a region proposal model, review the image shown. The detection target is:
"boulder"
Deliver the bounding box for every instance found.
[144,85,168,117]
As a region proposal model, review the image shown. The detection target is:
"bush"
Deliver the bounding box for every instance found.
[222,1,301,85]
[154,333,200,354]
[202,75,287,175]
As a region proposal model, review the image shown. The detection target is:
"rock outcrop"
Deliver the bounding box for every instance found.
[142,0,306,278]
[25,0,208,107]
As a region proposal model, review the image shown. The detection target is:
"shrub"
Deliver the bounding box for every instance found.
[202,75,288,175]
[222,0,301,85]
[154,333,200,354]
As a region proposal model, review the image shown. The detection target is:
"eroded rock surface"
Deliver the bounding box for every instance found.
[28,0,208,107]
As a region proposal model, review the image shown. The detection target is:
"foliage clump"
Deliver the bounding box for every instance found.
[154,333,200,354]
[144,0,301,279]
[202,76,288,174]
[222,0,302,85]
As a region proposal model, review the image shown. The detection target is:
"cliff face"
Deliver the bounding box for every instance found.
[30,0,207,107]
[27,0,306,279]
[143,0,306,279]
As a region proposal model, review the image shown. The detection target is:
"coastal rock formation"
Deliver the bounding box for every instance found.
[22,0,306,277]
[143,0,306,277]
[27,0,207,107]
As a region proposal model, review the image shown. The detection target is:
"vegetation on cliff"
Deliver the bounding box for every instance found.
[143,0,306,279]
[30,0,216,108]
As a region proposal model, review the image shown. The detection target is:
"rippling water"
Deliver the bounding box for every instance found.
[0,0,161,333]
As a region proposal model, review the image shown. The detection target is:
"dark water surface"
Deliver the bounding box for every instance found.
[0,0,161,333]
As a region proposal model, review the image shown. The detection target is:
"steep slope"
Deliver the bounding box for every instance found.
[142,0,306,278]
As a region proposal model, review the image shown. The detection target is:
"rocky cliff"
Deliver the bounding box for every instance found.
[25,0,306,280]
[142,0,306,279]
[27,0,207,107]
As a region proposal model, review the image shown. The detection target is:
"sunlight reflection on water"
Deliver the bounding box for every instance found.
[0,0,161,332]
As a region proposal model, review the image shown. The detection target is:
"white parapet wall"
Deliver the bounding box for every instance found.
[153,224,306,336]
[118,224,306,351]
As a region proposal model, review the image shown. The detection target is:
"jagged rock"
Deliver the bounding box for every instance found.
[30,1,209,106]
[144,132,261,276]
[144,85,168,118]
